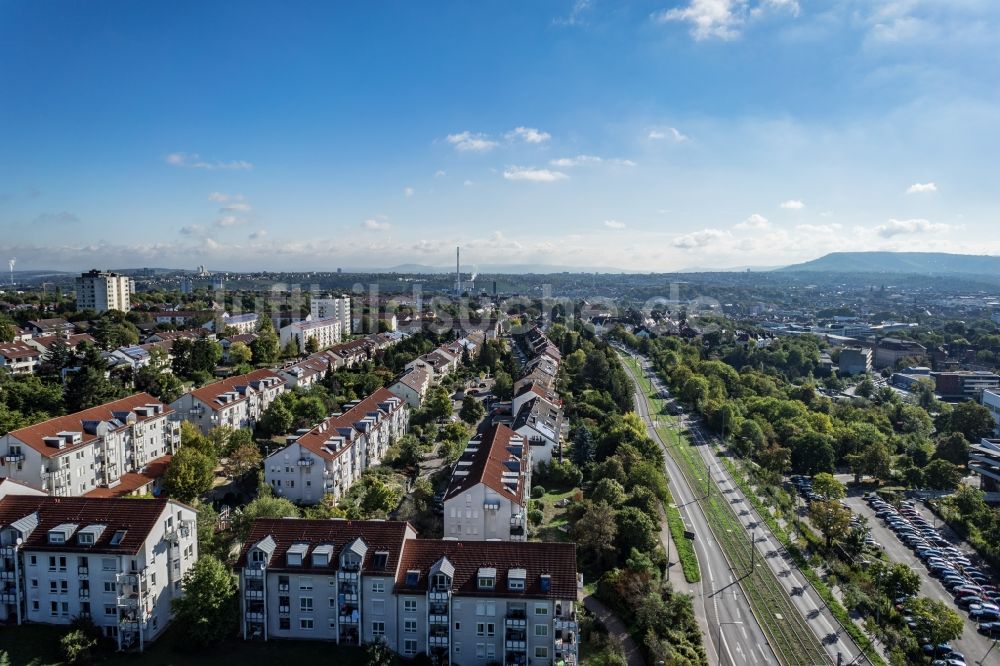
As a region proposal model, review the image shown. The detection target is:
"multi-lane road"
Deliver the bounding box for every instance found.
[622,348,870,665]
[625,354,778,666]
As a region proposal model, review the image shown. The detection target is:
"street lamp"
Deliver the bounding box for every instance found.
[976,640,998,665]
[717,621,744,666]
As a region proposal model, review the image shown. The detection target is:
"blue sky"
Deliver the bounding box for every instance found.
[1,0,999,272]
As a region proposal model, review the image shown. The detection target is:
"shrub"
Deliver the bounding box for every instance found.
[528,509,543,526]
[61,629,97,665]
[531,485,546,499]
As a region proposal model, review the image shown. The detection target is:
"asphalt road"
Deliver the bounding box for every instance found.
[625,355,779,666]
[844,495,997,662]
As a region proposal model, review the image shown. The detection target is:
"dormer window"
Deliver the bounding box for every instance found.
[432,573,450,591]
[507,568,526,592]
[405,570,420,587]
[373,551,389,570]
[78,532,94,545]
[48,531,65,545]
[477,567,497,590]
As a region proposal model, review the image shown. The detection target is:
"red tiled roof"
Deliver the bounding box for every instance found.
[293,388,404,461]
[187,368,283,411]
[29,333,96,350]
[395,539,577,599]
[6,393,172,458]
[0,496,172,555]
[0,342,39,360]
[236,517,412,573]
[84,455,172,498]
[445,425,527,504]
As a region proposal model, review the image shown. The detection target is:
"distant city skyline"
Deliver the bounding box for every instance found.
[2,1,999,272]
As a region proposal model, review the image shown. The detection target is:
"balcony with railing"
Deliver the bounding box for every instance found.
[297,457,314,467]
[428,632,449,647]
[504,628,527,651]
[3,452,24,463]
[78,565,89,577]
[0,584,18,604]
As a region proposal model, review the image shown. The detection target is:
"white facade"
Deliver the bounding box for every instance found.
[238,518,579,666]
[388,367,431,408]
[982,389,1000,437]
[169,369,285,434]
[75,270,133,313]
[310,296,352,335]
[0,496,198,651]
[0,343,41,375]
[279,317,343,354]
[265,388,408,505]
[443,426,529,542]
[0,394,181,497]
[222,313,259,335]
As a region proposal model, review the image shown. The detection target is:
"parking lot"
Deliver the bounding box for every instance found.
[846,494,999,663]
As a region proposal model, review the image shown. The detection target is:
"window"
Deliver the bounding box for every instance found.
[300,597,313,612]
[61,602,69,616]
[31,601,39,611]
[28,555,36,567]
[50,581,58,593]
[508,577,525,591]
[534,647,549,659]
[279,617,290,630]
[486,644,495,659]
[476,622,485,636]
[104,605,116,617]
[104,581,116,593]
[403,639,417,656]
[50,601,58,616]
[372,621,385,637]
[299,578,313,590]
[403,598,417,613]
[30,579,37,588]
[300,618,314,630]
[534,604,549,616]
[48,556,57,571]
[278,575,289,591]
[454,621,461,631]
[476,644,486,659]
[404,619,417,633]
[534,624,549,637]
[101,558,116,572]
[372,599,385,615]
[477,576,494,590]
[371,581,385,593]
[486,622,495,637]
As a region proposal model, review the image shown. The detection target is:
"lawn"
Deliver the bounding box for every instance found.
[533,487,578,543]
[0,625,371,666]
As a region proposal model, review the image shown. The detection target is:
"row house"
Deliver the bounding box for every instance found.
[26,333,97,358]
[512,399,564,469]
[169,369,285,434]
[0,496,198,650]
[279,317,343,355]
[278,356,330,390]
[264,388,408,506]
[508,329,564,471]
[406,348,458,380]
[238,518,579,666]
[24,318,75,336]
[443,425,529,542]
[0,394,181,497]
[150,311,209,326]
[221,313,259,335]
[0,342,41,375]
[388,367,431,408]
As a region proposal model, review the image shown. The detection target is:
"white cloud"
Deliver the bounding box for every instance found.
[874,218,950,238]
[780,199,805,209]
[907,182,937,194]
[647,127,689,142]
[604,220,626,229]
[165,152,253,170]
[463,179,475,187]
[502,166,569,183]
[404,187,415,197]
[434,170,446,177]
[216,215,247,228]
[506,126,552,144]
[653,0,746,41]
[550,154,602,167]
[752,0,799,18]
[672,228,730,248]
[554,0,592,27]
[208,192,230,202]
[446,131,498,153]
[362,218,391,231]
[735,213,769,229]
[220,202,252,213]
[248,229,268,240]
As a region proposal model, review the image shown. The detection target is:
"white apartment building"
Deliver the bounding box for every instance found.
[264,388,408,505]
[0,342,41,375]
[0,394,181,497]
[310,295,352,335]
[512,397,564,470]
[279,317,343,354]
[388,367,431,408]
[443,425,529,542]
[982,389,1000,437]
[277,356,330,390]
[169,369,285,434]
[75,270,134,313]
[238,518,579,666]
[221,313,259,335]
[0,496,197,651]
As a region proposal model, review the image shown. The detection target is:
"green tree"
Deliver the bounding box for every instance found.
[424,385,453,421]
[93,315,140,350]
[909,597,964,655]
[493,370,513,400]
[459,395,485,424]
[60,629,97,665]
[0,316,15,343]
[934,432,970,467]
[233,496,299,541]
[250,318,279,364]
[223,441,263,480]
[364,639,399,666]
[134,347,184,403]
[227,341,253,366]
[811,472,846,500]
[946,401,994,442]
[573,501,618,569]
[190,338,222,374]
[360,477,401,517]
[809,499,852,549]
[616,505,658,554]
[64,345,124,411]
[171,555,239,647]
[875,561,921,599]
[163,447,215,503]
[305,336,320,354]
[591,477,627,505]
[923,458,962,490]
[258,401,294,438]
